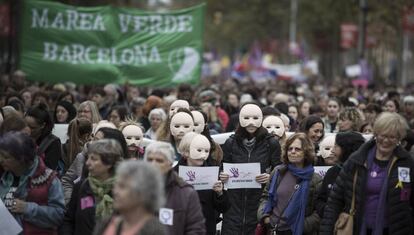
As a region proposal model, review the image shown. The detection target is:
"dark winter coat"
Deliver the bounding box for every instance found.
[316,164,341,217]
[164,170,206,235]
[174,160,231,235]
[62,179,106,235]
[257,164,322,235]
[320,139,414,235]
[221,129,281,235]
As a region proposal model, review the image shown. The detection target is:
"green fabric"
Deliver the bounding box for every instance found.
[20,0,205,86]
[88,175,115,219]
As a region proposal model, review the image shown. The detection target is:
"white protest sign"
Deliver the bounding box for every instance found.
[0,199,22,235]
[314,166,332,178]
[179,166,219,190]
[223,163,261,189]
[52,124,69,144]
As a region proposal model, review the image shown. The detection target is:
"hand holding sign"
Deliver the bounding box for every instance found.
[219,172,230,183]
[255,173,270,184]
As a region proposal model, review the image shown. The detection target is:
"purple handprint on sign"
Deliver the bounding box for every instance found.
[229,168,239,178]
[186,171,196,182]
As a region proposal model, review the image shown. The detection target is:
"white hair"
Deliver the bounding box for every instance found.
[144,141,175,164]
[149,108,167,121]
[116,160,165,213]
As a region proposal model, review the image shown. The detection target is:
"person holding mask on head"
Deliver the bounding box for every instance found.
[258,133,322,235]
[320,112,414,235]
[93,161,166,235]
[219,103,281,235]
[62,139,122,235]
[144,141,206,235]
[0,131,65,235]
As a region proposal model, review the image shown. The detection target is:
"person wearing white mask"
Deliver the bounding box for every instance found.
[176,134,231,234]
[191,110,223,166]
[169,110,194,161]
[168,99,190,117]
[219,103,281,235]
[120,122,144,159]
[317,135,336,166]
[262,115,287,146]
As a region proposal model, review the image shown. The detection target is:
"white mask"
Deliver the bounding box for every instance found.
[189,134,211,160]
[318,135,335,159]
[122,125,143,147]
[191,111,205,134]
[262,116,285,137]
[169,100,190,117]
[170,112,194,139]
[239,104,263,128]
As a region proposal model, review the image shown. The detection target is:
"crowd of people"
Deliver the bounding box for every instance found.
[1,70,414,235]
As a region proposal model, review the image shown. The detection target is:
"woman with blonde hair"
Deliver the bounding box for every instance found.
[321,112,414,235]
[78,101,102,125]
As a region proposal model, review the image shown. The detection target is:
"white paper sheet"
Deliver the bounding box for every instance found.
[223,163,261,189]
[179,166,220,190]
[0,199,22,235]
[314,166,332,178]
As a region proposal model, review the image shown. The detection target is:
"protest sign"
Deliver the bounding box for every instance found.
[223,163,261,189]
[178,166,219,190]
[20,1,205,86]
[0,199,22,235]
[314,166,332,178]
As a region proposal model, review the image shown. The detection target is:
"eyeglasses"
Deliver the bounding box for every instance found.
[79,109,91,114]
[377,134,398,142]
[287,147,303,152]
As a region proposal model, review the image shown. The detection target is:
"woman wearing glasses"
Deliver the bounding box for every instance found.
[320,112,414,235]
[258,133,321,235]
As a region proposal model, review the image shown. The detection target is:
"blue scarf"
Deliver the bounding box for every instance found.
[263,164,314,235]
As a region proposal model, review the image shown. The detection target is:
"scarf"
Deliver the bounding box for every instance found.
[360,146,391,235]
[243,137,256,151]
[263,164,314,235]
[0,157,38,200]
[88,175,115,220]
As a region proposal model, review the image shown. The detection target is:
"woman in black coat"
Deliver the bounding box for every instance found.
[320,112,414,235]
[219,103,281,235]
[316,131,365,217]
[175,133,230,234]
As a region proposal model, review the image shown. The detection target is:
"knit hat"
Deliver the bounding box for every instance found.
[335,131,365,162]
[55,100,77,123]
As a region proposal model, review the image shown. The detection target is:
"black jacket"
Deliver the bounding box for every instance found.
[221,129,281,235]
[316,164,341,217]
[62,179,106,235]
[320,139,414,235]
[174,160,231,235]
[37,133,62,170]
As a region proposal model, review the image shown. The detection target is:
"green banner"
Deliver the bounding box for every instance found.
[20,1,205,86]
